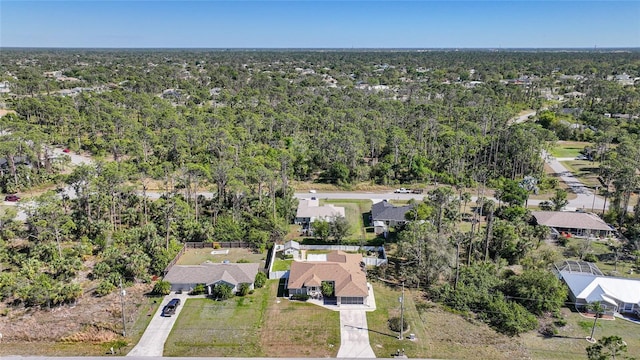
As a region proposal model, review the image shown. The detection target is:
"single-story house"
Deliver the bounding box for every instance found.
[294,198,345,225]
[531,211,613,238]
[283,240,301,257]
[559,270,640,315]
[163,262,259,294]
[371,200,415,234]
[287,251,368,305]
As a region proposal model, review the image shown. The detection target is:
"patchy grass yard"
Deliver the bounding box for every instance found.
[366,282,431,358]
[520,307,640,360]
[164,280,339,357]
[367,281,527,359]
[120,295,164,354]
[261,282,340,357]
[176,248,266,267]
[164,295,265,356]
[549,141,592,158]
[559,160,601,188]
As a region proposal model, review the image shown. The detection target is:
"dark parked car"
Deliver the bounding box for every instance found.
[162,298,181,317]
[4,195,20,202]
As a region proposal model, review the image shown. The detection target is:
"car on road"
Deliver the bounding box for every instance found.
[309,189,317,193]
[162,298,181,317]
[394,188,411,194]
[4,195,20,202]
[62,148,70,153]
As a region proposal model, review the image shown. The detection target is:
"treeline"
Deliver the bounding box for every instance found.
[0,49,638,311]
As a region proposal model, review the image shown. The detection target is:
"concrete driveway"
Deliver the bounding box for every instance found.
[337,310,376,358]
[127,292,189,357]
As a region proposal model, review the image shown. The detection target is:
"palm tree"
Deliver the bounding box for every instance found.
[587,301,605,342]
[461,192,472,215]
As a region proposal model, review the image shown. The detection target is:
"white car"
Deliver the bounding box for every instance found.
[309,189,317,193]
[394,188,411,194]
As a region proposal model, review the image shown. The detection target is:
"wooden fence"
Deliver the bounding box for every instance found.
[185,241,251,249]
[163,244,186,276]
[163,242,251,276]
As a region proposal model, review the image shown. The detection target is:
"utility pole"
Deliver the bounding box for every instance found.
[591,186,599,212]
[119,278,127,337]
[399,281,405,340]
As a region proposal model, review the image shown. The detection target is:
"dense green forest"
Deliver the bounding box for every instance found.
[0,50,639,336]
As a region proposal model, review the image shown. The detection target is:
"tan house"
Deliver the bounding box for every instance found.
[287,251,368,305]
[531,211,613,238]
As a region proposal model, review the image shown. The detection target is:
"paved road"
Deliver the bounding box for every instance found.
[336,310,376,358]
[127,292,189,357]
[546,156,604,211]
[509,109,537,125]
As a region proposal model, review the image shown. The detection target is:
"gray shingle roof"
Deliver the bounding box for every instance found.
[371,200,415,222]
[164,263,259,286]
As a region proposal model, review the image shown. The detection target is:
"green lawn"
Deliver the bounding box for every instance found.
[549,141,592,158]
[521,307,640,360]
[164,280,339,357]
[322,199,381,242]
[176,248,266,267]
[321,200,367,237]
[271,258,292,271]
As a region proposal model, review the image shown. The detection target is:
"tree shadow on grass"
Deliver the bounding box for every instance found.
[345,324,397,338]
[545,335,586,340]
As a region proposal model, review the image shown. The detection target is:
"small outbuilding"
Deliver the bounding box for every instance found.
[283,240,301,257]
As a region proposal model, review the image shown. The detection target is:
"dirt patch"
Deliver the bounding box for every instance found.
[0,282,152,355]
[0,109,17,117]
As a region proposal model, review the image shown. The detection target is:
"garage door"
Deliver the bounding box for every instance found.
[341,297,364,305]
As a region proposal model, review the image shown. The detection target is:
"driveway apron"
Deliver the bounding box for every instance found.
[337,310,376,358]
[127,293,188,356]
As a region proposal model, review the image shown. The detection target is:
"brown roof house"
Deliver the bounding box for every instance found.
[531,211,613,238]
[164,262,259,295]
[287,251,369,305]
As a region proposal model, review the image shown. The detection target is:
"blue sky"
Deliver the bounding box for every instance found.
[1,1,639,48]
